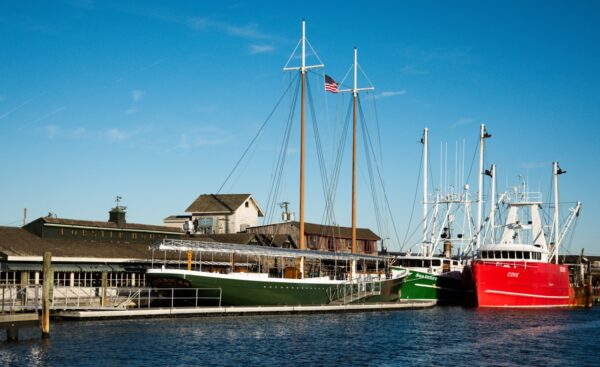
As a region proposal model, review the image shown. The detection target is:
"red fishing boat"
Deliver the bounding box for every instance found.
[465,162,592,308]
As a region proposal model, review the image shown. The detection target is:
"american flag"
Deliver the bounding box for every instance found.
[324,74,339,93]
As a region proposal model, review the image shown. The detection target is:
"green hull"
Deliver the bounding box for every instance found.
[397,269,464,304]
[147,270,404,306]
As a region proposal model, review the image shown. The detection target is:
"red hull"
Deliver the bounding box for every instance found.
[469,261,575,308]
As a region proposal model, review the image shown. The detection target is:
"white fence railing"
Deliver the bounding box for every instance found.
[0,285,222,312]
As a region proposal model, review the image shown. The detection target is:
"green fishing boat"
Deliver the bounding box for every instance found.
[391,257,464,304]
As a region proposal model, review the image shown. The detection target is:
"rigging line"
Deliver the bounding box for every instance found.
[464,134,480,186]
[321,98,352,226]
[402,140,423,251]
[357,63,375,89]
[306,75,336,229]
[357,98,403,251]
[358,98,384,238]
[305,39,325,66]
[283,39,302,70]
[217,73,300,194]
[265,79,300,224]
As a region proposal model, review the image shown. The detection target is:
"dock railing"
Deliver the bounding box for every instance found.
[327,277,382,305]
[0,285,222,312]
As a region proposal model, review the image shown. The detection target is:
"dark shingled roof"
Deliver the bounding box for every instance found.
[185,194,264,216]
[37,217,183,233]
[0,226,153,259]
[249,221,381,241]
[300,222,380,241]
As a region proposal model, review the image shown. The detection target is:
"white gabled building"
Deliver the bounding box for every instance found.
[163,194,264,234]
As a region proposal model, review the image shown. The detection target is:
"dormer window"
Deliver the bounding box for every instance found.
[245,201,249,208]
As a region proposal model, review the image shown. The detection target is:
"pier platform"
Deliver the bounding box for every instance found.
[55,301,435,320]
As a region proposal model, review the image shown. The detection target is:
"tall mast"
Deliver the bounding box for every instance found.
[475,124,491,250]
[338,48,373,280]
[283,20,323,278]
[300,20,306,260]
[352,48,358,259]
[422,128,429,248]
[488,164,496,244]
[553,161,565,264]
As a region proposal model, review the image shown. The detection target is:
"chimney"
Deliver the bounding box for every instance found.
[109,206,127,228]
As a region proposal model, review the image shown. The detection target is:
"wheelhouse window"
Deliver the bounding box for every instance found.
[516,251,523,259]
[501,251,508,259]
[494,251,501,259]
[481,251,488,259]
[524,252,530,259]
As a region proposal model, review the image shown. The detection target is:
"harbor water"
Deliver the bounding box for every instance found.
[1,306,598,366]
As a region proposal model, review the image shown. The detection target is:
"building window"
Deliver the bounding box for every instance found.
[328,238,335,251]
[82,230,87,237]
[308,235,318,249]
[132,233,137,240]
[245,201,249,208]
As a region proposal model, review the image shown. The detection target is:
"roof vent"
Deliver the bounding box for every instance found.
[109,196,127,228]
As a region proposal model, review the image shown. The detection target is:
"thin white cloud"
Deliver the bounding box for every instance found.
[21,105,67,128]
[401,65,429,75]
[62,0,95,9]
[367,90,407,100]
[0,98,33,120]
[177,126,234,149]
[132,90,145,103]
[127,8,275,40]
[249,45,274,54]
[104,128,128,142]
[126,90,145,114]
[72,127,87,139]
[43,125,61,138]
[519,162,548,170]
[452,117,475,128]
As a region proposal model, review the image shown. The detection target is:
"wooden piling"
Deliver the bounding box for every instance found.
[41,251,52,339]
[101,272,107,307]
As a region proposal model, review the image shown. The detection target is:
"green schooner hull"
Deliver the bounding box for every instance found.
[393,268,464,304]
[147,269,404,306]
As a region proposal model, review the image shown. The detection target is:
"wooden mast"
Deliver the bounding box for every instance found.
[339,48,373,280]
[283,20,323,278]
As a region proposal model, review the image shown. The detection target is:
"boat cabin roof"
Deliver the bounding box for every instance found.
[150,239,390,262]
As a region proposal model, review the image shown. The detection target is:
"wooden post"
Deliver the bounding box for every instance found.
[7,326,18,342]
[101,272,107,307]
[23,208,27,226]
[41,251,52,339]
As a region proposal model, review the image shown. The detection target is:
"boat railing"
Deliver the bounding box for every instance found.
[478,260,540,269]
[327,276,382,305]
[0,285,223,311]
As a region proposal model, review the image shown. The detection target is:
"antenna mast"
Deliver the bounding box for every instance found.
[422,128,429,250]
[476,124,491,250]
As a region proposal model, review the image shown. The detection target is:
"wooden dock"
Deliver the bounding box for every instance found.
[55,301,436,320]
[0,313,39,341]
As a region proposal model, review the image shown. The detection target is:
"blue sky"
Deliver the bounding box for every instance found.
[1,1,599,254]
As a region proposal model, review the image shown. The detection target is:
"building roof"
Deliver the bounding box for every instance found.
[248,221,381,241]
[185,194,264,216]
[0,226,153,259]
[32,217,183,234]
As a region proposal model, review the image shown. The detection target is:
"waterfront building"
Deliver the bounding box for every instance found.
[163,194,264,234]
[0,206,294,288]
[246,221,380,256]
